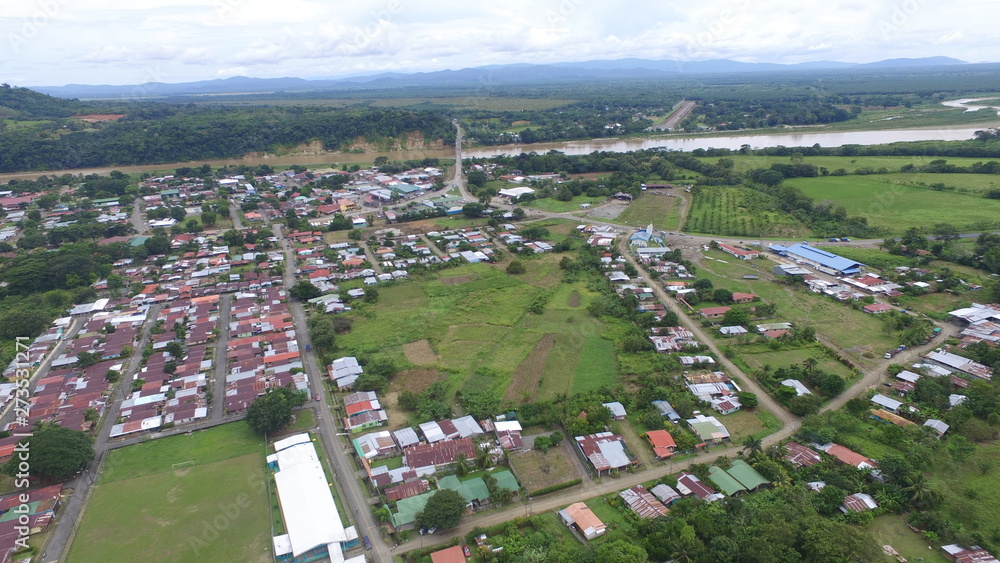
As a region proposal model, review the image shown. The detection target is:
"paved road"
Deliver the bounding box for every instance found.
[449,121,471,201]
[211,294,232,421]
[50,304,162,562]
[616,237,798,432]
[274,224,391,563]
[229,200,244,230]
[131,197,148,235]
[0,317,84,427]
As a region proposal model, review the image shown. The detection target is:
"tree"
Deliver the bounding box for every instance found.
[348,229,363,241]
[462,202,484,218]
[595,539,649,563]
[75,351,99,368]
[693,278,714,291]
[289,281,321,301]
[506,260,526,275]
[903,472,941,510]
[722,308,750,327]
[713,288,734,303]
[105,369,121,383]
[742,435,763,458]
[416,489,465,530]
[201,211,217,226]
[737,391,758,409]
[1,424,94,481]
[245,386,307,436]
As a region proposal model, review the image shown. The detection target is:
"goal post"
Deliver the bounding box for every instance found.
[172,460,195,470]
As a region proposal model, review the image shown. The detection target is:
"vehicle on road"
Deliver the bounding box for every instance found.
[828,237,839,242]
[315,394,321,401]
[840,237,851,242]
[305,344,311,351]
[363,536,372,550]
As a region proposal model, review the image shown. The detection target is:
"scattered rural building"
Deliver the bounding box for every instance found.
[575,433,636,475]
[558,502,606,541]
[687,414,731,444]
[780,244,864,276]
[941,544,1000,563]
[784,442,822,467]
[840,492,878,513]
[644,430,677,458]
[675,471,724,502]
[619,485,670,518]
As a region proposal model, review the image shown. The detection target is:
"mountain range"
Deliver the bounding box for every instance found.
[29,56,968,99]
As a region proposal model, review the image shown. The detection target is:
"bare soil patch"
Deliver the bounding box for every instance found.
[505,334,555,402]
[391,368,440,395]
[403,339,439,365]
[567,291,581,308]
[440,274,473,285]
[584,201,629,221]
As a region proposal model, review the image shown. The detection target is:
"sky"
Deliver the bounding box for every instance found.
[4,0,995,86]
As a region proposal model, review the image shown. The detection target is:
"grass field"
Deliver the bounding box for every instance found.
[613,192,685,231]
[508,445,582,495]
[694,154,1000,175]
[785,176,1000,233]
[685,185,808,237]
[525,195,607,213]
[336,255,619,403]
[68,424,270,563]
[739,346,857,381]
[870,516,949,563]
[695,250,898,364]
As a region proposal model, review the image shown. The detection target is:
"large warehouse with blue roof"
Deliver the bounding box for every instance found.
[769,243,865,276]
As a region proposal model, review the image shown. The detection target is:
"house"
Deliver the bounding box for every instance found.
[871,393,902,413]
[941,544,1000,563]
[652,400,682,424]
[494,420,524,451]
[862,303,893,314]
[575,433,635,475]
[784,442,822,467]
[710,397,741,415]
[926,350,993,381]
[727,459,769,491]
[687,414,730,444]
[699,306,731,319]
[644,430,677,458]
[619,485,670,518]
[719,325,748,336]
[675,471,724,502]
[650,484,682,505]
[602,401,627,420]
[430,545,466,563]
[718,243,759,260]
[871,408,915,428]
[731,292,756,304]
[780,379,811,396]
[924,419,950,437]
[709,466,747,496]
[840,492,878,513]
[352,431,397,459]
[819,443,877,470]
[558,502,606,540]
[404,438,477,474]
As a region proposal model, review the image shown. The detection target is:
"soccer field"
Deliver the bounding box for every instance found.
[67,425,272,563]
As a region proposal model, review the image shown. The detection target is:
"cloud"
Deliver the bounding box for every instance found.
[80,45,136,63]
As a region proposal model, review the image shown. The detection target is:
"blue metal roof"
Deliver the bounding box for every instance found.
[786,243,863,273]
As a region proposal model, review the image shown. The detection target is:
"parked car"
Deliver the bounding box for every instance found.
[828,237,839,242]
[464,545,472,557]
[840,237,851,242]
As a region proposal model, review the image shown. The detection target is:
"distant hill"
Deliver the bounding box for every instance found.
[29,56,971,100]
[0,84,93,119]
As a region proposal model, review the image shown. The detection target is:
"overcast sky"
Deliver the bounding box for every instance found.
[5,0,995,86]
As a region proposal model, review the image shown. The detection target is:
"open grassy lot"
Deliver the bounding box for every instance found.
[336,254,618,402]
[526,195,607,213]
[67,424,270,563]
[881,172,1000,195]
[508,445,582,495]
[612,193,685,231]
[870,516,949,563]
[694,154,1000,175]
[695,251,897,364]
[738,346,857,381]
[785,176,1000,233]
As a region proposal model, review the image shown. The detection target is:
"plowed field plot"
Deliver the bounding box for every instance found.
[440,274,473,285]
[403,339,438,365]
[505,333,555,402]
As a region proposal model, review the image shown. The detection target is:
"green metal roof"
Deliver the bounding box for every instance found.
[726,459,769,490]
[490,470,520,492]
[709,466,746,496]
[391,490,433,527]
[439,475,489,503]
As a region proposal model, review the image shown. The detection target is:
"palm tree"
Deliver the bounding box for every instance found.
[742,436,763,459]
[454,453,469,477]
[904,472,941,509]
[802,358,818,374]
[475,445,492,470]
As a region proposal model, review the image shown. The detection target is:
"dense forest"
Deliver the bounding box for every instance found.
[0,85,455,172]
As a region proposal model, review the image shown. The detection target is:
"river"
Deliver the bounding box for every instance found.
[940,97,1000,114]
[1,124,996,183]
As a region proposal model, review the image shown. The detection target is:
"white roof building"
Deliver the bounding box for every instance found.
[272,434,347,558]
[871,394,903,412]
[781,379,811,396]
